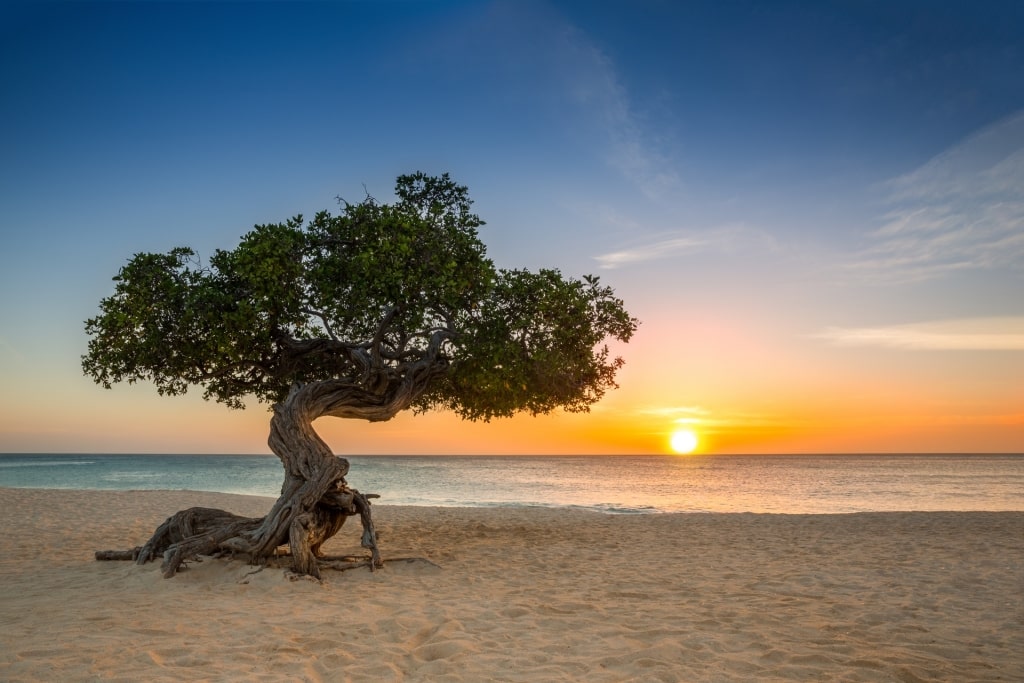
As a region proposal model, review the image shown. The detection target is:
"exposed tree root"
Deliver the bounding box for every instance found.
[95,485,386,579]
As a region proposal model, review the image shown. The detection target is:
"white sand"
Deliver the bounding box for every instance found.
[0,487,1021,682]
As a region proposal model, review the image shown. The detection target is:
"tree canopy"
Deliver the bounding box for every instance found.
[85,173,638,579]
[83,172,638,423]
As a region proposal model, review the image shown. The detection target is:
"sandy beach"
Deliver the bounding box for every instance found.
[0,488,1020,682]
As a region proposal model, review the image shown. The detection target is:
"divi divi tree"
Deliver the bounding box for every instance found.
[84,173,638,579]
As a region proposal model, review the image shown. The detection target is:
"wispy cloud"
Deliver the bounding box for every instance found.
[557,25,681,199]
[444,2,679,200]
[595,235,707,269]
[848,111,1024,283]
[636,405,709,418]
[594,223,777,269]
[636,405,714,429]
[634,405,788,431]
[814,316,1024,351]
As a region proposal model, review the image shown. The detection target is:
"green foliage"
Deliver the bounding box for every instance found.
[83,173,638,419]
[426,270,635,420]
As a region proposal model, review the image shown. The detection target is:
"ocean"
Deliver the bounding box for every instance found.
[1,453,1021,514]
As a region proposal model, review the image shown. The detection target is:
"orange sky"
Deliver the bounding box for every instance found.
[1,310,1019,455]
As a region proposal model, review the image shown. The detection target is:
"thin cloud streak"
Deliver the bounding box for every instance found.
[848,111,1024,284]
[815,317,1024,351]
[558,25,681,199]
[635,405,789,430]
[595,235,707,269]
[636,406,710,417]
[594,224,777,269]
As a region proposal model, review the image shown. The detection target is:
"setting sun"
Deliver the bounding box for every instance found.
[670,429,699,454]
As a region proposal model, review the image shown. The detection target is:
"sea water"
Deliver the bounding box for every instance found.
[1,453,1022,514]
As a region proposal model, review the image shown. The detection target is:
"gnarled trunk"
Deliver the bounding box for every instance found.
[96,379,427,578]
[247,383,362,574]
[97,340,448,579]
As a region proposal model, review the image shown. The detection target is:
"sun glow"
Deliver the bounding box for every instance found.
[669,428,699,454]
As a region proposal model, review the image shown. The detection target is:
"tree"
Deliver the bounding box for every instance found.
[84,172,638,579]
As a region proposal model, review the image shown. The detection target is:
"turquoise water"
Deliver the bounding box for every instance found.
[0,453,1021,514]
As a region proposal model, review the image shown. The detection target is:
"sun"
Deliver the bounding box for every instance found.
[669,429,699,454]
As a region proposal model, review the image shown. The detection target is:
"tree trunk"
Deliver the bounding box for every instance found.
[96,379,420,578]
[97,345,447,579]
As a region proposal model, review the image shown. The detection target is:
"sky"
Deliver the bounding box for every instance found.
[1,0,1022,455]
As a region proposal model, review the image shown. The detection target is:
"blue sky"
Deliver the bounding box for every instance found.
[1,1,1022,454]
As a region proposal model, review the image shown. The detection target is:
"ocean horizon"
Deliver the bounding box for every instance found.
[2,452,1021,515]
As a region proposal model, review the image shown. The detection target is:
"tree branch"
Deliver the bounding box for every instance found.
[300,308,340,342]
[370,306,400,365]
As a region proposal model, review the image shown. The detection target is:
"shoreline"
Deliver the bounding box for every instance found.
[5,484,1024,514]
[3,453,1022,515]
[1,488,1022,681]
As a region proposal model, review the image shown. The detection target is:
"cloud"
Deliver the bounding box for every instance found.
[458,2,681,200]
[634,405,714,428]
[848,111,1024,283]
[814,316,1024,351]
[595,235,707,269]
[636,405,709,417]
[555,24,681,199]
[594,223,777,269]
